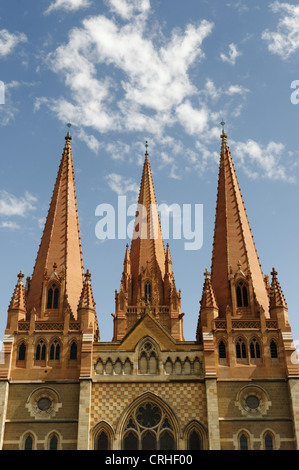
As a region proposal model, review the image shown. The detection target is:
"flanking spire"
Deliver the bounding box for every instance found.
[26,128,84,319]
[210,127,269,316]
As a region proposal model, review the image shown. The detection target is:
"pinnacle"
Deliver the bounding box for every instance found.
[270,268,287,309]
[9,270,26,311]
[78,269,96,310]
[200,268,218,309]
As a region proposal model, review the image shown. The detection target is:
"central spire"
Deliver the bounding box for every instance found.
[113,144,183,341]
[26,127,84,318]
[129,145,166,304]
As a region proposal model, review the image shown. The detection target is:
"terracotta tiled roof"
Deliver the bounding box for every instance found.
[129,152,166,304]
[211,132,269,315]
[26,133,84,317]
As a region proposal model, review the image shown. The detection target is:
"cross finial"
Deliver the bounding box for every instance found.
[204,268,211,279]
[66,122,72,139]
[271,267,278,277]
[220,120,226,134]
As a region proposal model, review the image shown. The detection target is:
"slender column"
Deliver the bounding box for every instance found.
[205,378,221,450]
[77,379,92,450]
[0,381,9,449]
[288,377,299,449]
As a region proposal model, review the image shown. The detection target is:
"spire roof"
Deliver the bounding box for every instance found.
[211,130,269,314]
[270,268,287,309]
[78,270,96,310]
[129,147,166,303]
[26,129,84,317]
[200,269,218,309]
[9,271,26,311]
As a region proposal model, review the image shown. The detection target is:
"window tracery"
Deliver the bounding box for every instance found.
[138,339,159,375]
[123,401,175,450]
[47,283,59,309]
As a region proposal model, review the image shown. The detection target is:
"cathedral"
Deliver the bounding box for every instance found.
[0,125,299,451]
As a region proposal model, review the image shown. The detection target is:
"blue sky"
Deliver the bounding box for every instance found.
[0,0,299,345]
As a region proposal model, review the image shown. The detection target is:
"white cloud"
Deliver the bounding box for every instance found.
[232,139,295,182]
[262,1,299,59]
[106,173,139,197]
[203,79,249,100]
[77,128,101,153]
[0,221,20,230]
[0,191,37,217]
[0,29,27,58]
[105,0,150,20]
[176,101,209,136]
[45,0,92,14]
[220,43,241,65]
[41,9,213,140]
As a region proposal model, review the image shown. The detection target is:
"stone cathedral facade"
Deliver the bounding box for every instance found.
[0,127,299,451]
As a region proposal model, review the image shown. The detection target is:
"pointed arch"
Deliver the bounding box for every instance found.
[249,336,261,359]
[92,421,114,450]
[116,392,180,451]
[137,336,160,375]
[183,420,208,450]
[17,340,27,362]
[35,338,47,363]
[20,430,37,450]
[236,280,249,308]
[235,336,247,359]
[270,339,278,359]
[49,338,61,361]
[46,282,60,309]
[69,340,78,360]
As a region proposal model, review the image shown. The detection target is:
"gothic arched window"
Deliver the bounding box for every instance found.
[236,282,249,307]
[270,340,278,358]
[188,430,202,450]
[249,338,261,359]
[138,340,159,374]
[122,401,175,450]
[35,340,46,362]
[144,281,152,302]
[47,284,59,309]
[24,434,34,450]
[236,338,247,359]
[70,341,77,360]
[49,340,60,361]
[240,433,249,450]
[18,342,26,361]
[264,432,274,450]
[49,434,58,450]
[96,431,109,450]
[218,341,226,359]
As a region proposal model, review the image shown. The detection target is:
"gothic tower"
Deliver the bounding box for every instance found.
[113,146,183,341]
[197,127,299,448]
[0,129,99,448]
